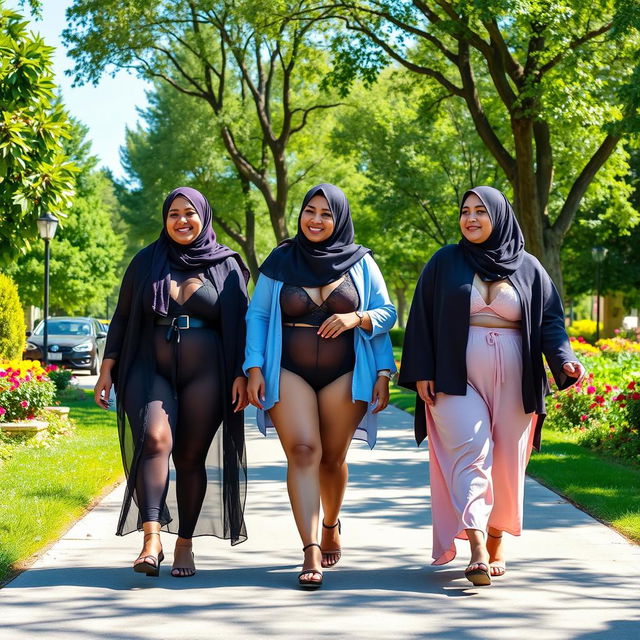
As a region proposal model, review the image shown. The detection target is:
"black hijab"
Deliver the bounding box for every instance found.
[150,186,250,316]
[459,186,525,281]
[259,183,371,286]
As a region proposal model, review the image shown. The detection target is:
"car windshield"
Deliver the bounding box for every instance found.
[34,320,92,336]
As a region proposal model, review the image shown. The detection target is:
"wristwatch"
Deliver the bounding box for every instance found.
[355,310,365,327]
[377,369,392,379]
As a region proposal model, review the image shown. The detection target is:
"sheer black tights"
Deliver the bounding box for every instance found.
[135,365,223,539]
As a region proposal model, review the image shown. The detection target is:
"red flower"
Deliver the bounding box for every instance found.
[27,413,35,420]
[589,402,597,409]
[555,403,562,409]
[20,400,28,408]
[595,395,605,404]
[627,381,636,390]
[0,371,7,378]
[588,373,594,380]
[0,407,6,416]
[580,414,588,422]
[633,393,640,401]
[587,386,596,394]
[605,384,613,393]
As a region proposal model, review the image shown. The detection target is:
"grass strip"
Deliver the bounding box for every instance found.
[527,429,640,544]
[0,389,122,585]
[388,383,640,544]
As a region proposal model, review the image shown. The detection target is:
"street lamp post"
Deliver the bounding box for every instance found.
[591,246,608,342]
[37,213,59,366]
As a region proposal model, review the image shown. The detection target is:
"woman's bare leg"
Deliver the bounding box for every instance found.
[269,369,323,584]
[317,372,367,567]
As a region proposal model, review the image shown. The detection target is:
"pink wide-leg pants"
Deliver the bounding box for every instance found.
[427,326,535,565]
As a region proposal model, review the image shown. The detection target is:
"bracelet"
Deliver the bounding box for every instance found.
[355,310,365,327]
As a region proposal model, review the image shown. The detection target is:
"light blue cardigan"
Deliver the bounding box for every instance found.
[244,253,397,448]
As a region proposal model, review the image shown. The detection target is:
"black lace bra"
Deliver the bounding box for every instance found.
[280,273,360,326]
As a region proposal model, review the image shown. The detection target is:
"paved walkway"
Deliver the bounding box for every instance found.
[1,405,639,639]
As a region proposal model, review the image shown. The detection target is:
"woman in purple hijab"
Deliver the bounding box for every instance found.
[94,187,250,578]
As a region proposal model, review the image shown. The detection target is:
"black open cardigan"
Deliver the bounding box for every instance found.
[104,244,248,541]
[398,244,577,450]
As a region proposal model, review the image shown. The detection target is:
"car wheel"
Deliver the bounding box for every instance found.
[90,356,99,376]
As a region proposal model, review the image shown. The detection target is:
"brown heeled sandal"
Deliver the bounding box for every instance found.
[133,532,164,577]
[298,543,323,590]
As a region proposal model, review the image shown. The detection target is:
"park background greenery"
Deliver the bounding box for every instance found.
[1,0,640,582]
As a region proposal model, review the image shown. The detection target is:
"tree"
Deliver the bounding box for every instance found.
[316,0,640,292]
[332,69,504,322]
[8,120,126,315]
[64,0,343,253]
[0,3,76,261]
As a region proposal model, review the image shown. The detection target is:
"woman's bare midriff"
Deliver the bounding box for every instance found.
[469,314,521,330]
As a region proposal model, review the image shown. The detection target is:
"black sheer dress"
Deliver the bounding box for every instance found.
[105,248,248,543]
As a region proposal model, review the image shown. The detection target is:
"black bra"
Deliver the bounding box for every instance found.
[280,273,360,326]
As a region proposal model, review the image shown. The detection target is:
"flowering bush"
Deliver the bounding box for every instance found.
[0,359,55,422]
[569,336,601,357]
[596,337,640,357]
[567,319,601,344]
[546,336,640,463]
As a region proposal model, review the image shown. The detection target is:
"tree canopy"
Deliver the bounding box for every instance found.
[0,4,76,261]
[315,0,640,291]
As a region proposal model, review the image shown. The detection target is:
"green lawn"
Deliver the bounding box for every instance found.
[388,378,640,544]
[0,389,122,584]
[527,429,640,544]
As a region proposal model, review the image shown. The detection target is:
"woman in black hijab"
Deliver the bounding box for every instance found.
[400,186,584,586]
[94,187,250,578]
[245,183,397,589]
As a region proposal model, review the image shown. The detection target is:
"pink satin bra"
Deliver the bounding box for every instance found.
[470,285,521,322]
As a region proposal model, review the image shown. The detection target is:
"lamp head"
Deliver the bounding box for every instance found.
[591,246,608,263]
[37,212,59,241]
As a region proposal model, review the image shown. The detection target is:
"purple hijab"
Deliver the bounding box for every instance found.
[150,186,250,316]
[459,185,525,281]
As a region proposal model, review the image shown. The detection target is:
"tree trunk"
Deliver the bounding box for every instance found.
[542,229,564,297]
[511,116,546,259]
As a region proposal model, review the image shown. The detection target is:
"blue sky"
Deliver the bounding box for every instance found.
[8,0,150,179]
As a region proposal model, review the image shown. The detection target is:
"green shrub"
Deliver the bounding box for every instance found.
[389,327,405,347]
[0,274,26,359]
[47,366,73,392]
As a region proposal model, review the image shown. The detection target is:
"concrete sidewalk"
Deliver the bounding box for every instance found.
[1,406,639,640]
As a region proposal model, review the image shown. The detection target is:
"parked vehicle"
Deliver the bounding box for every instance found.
[23,317,107,375]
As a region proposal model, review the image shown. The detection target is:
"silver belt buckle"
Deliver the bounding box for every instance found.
[175,315,190,330]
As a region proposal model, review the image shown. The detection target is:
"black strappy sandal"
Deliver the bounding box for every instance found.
[321,519,342,568]
[464,561,491,586]
[133,532,164,577]
[298,543,323,590]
